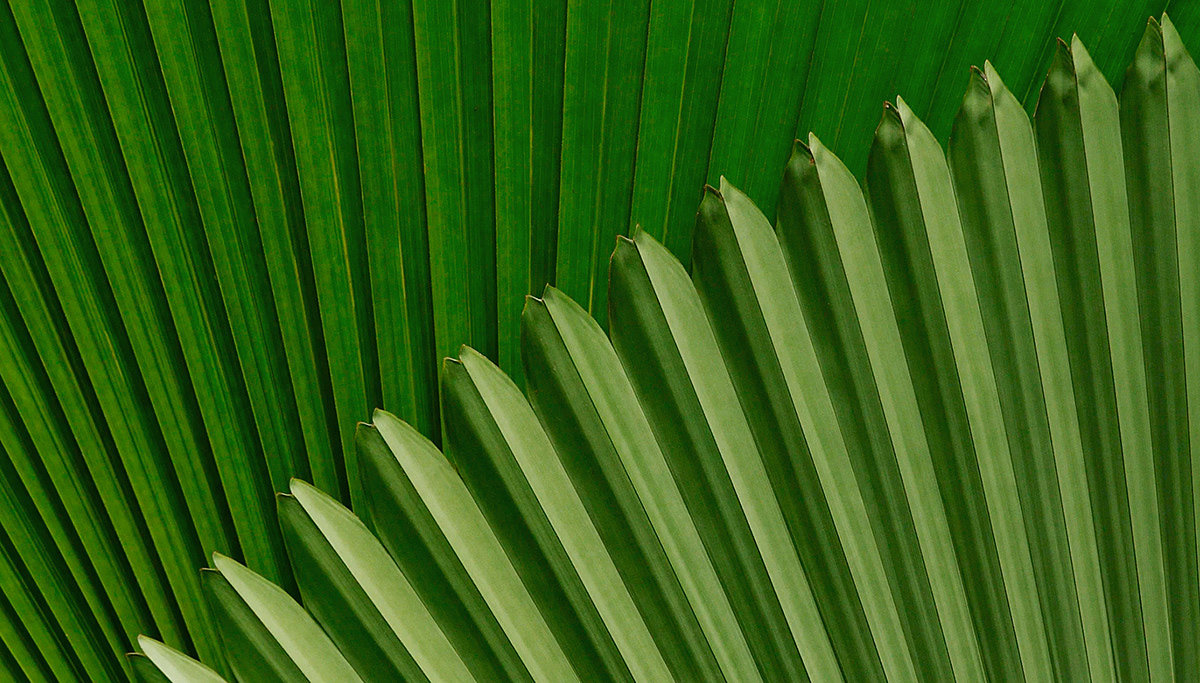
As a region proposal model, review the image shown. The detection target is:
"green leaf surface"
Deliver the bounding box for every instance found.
[211,553,361,682]
[1035,34,1172,680]
[528,287,759,681]
[611,231,839,680]
[413,0,497,364]
[356,423,527,681]
[693,180,913,681]
[8,6,1200,682]
[555,0,650,326]
[373,410,578,681]
[135,637,224,683]
[779,135,985,681]
[950,61,1114,680]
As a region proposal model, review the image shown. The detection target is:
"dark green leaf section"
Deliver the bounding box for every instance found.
[554,0,651,326]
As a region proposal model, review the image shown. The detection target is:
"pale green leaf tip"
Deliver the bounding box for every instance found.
[459,344,484,362]
[724,176,749,196]
[983,60,1002,86]
[635,228,668,252]
[1162,14,1187,56]
[1070,33,1092,63]
[460,345,502,381]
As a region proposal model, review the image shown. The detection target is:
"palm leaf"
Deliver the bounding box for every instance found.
[114,18,1200,680]
[1,0,1199,680]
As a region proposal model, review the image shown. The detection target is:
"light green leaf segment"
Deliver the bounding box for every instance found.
[102,17,1200,681]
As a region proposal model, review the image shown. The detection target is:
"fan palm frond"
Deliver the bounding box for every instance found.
[121,18,1200,680]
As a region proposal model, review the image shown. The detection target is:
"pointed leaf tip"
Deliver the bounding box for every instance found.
[983,60,1001,83]
[1162,13,1179,35]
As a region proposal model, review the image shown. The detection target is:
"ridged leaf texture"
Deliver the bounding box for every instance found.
[3,1,1200,680]
[119,17,1200,681]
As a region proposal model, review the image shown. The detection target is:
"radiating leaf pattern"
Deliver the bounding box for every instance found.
[66,15,1200,681]
[1,0,1199,680]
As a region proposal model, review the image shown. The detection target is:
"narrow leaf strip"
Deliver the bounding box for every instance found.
[780,136,985,681]
[137,636,226,683]
[460,348,672,680]
[212,554,361,682]
[372,410,578,682]
[538,288,761,681]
